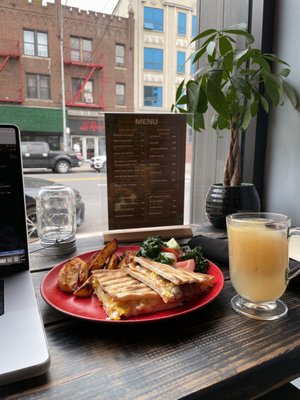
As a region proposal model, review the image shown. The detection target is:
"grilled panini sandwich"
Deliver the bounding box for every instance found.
[92,269,182,320]
[125,256,215,303]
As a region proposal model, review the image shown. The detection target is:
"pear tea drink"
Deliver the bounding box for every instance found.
[227,220,288,303]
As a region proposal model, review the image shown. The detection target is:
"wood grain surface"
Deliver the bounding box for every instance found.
[1,235,300,400]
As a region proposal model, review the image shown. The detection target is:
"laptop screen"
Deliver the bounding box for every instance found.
[0,125,29,273]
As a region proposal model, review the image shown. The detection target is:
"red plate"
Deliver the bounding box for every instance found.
[40,246,224,324]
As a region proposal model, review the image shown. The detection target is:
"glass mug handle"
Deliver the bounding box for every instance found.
[288,227,300,280]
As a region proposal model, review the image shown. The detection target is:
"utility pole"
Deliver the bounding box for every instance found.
[59,1,68,151]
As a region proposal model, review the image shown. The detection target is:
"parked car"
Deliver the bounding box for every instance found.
[21,141,82,173]
[90,155,107,172]
[24,176,85,238]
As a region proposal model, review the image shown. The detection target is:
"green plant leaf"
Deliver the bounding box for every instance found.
[191,29,217,43]
[259,95,270,113]
[175,79,185,101]
[207,41,216,56]
[250,99,259,116]
[278,68,290,77]
[193,45,208,64]
[207,77,230,119]
[222,51,234,72]
[231,77,252,99]
[186,80,208,114]
[233,48,252,67]
[222,27,254,45]
[263,53,289,66]
[264,74,284,106]
[187,112,205,132]
[219,35,233,55]
[283,80,298,108]
[241,107,252,130]
[253,51,271,72]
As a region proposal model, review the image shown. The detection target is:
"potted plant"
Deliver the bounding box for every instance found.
[172,23,297,228]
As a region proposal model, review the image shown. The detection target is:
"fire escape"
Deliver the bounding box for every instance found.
[0,39,23,103]
[64,46,105,109]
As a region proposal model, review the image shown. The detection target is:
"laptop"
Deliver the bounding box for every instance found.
[0,124,50,385]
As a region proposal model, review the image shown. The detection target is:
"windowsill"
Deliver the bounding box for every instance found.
[25,98,53,103]
[23,55,50,60]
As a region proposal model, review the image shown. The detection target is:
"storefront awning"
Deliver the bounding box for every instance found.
[0,105,64,133]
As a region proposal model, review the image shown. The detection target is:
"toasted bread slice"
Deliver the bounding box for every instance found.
[133,256,214,286]
[92,269,181,320]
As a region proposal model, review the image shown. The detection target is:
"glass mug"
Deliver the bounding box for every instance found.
[36,185,76,242]
[226,212,300,320]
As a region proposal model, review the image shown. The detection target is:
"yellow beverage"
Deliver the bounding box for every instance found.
[227,221,288,302]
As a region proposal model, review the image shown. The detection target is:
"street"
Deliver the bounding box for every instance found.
[24,162,191,238]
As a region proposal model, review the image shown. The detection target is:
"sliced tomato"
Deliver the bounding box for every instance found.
[161,246,181,260]
[174,259,196,272]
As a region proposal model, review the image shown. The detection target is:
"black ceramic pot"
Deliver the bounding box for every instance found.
[205,183,261,229]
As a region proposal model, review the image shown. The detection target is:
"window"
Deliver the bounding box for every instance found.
[23,30,48,57]
[72,78,93,103]
[178,12,187,36]
[144,48,163,71]
[144,7,164,32]
[116,83,125,105]
[192,15,197,37]
[144,86,162,107]
[191,54,196,76]
[26,74,50,99]
[115,44,125,66]
[177,51,186,74]
[70,37,92,63]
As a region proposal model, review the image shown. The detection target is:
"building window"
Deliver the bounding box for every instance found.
[144,86,162,107]
[178,12,187,36]
[72,78,93,103]
[192,15,197,37]
[116,83,125,105]
[115,44,125,66]
[177,51,186,74]
[23,30,48,57]
[144,48,163,71]
[70,37,92,63]
[26,74,50,99]
[191,54,196,76]
[144,7,163,32]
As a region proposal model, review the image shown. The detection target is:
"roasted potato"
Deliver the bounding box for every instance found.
[73,276,94,297]
[57,257,88,293]
[89,239,118,271]
[117,250,137,269]
[106,253,120,269]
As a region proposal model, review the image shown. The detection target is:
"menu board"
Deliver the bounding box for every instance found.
[105,113,187,230]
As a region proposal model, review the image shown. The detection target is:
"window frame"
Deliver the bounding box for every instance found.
[70,36,92,63]
[115,44,125,66]
[177,12,187,36]
[144,7,164,32]
[26,73,51,100]
[177,51,186,74]
[23,29,49,57]
[144,47,163,71]
[144,86,163,107]
[72,77,94,103]
[192,15,197,38]
[116,83,125,105]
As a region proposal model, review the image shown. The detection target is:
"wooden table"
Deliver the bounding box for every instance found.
[1,232,300,400]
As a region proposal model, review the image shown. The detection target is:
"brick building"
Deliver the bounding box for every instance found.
[0,0,134,159]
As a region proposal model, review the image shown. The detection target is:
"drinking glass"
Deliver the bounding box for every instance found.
[226,212,300,320]
[36,186,77,254]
